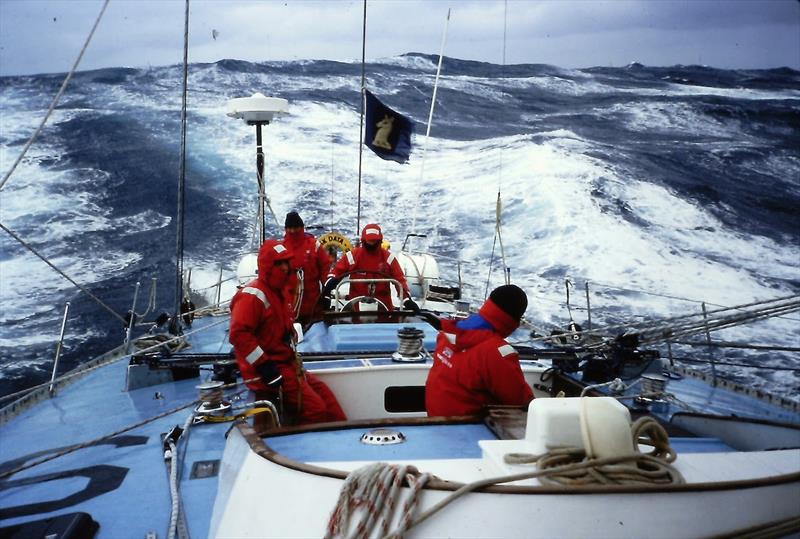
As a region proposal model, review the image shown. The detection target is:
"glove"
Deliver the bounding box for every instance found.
[403,298,420,313]
[418,311,442,330]
[255,361,283,387]
[317,294,331,311]
[320,277,340,298]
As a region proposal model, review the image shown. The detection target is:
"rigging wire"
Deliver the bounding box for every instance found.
[672,340,800,352]
[330,135,335,229]
[667,356,800,372]
[356,0,367,237]
[484,0,510,297]
[0,313,230,405]
[409,8,451,239]
[520,294,800,347]
[0,0,110,192]
[0,221,127,324]
[173,0,191,324]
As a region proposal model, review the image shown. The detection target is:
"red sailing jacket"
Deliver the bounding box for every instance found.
[283,232,331,317]
[229,243,295,392]
[328,246,410,310]
[425,304,534,416]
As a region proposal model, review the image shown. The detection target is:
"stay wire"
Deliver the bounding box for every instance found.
[0,221,127,324]
[669,356,800,372]
[574,277,800,324]
[484,2,509,298]
[356,0,367,237]
[521,294,799,347]
[174,0,190,321]
[0,316,230,405]
[410,8,450,237]
[0,0,110,192]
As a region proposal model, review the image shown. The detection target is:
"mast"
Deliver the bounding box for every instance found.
[173,0,190,328]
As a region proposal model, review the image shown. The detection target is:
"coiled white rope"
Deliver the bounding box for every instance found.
[502,417,682,486]
[368,417,683,538]
[325,463,431,539]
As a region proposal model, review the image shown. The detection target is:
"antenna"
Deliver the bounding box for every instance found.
[227,93,288,245]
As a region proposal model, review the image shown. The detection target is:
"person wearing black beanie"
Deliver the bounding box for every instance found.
[284,211,304,228]
[425,284,534,416]
[282,211,331,325]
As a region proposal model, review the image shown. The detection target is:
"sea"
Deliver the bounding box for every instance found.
[1,54,798,402]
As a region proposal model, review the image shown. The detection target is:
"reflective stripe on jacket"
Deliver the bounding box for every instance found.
[229,278,295,391]
[425,319,533,416]
[328,246,410,309]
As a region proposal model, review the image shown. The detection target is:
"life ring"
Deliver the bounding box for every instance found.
[318,231,353,261]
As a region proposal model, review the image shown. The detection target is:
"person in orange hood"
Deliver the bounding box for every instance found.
[282,211,331,326]
[425,284,533,416]
[229,239,346,425]
[322,223,418,312]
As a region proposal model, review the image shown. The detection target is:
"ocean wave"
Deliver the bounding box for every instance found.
[1,56,798,400]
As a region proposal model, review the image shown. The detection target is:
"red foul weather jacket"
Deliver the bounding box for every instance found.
[229,278,295,392]
[425,303,534,416]
[328,246,410,310]
[283,232,331,318]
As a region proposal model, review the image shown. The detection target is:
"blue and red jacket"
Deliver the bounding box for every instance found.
[425,299,534,416]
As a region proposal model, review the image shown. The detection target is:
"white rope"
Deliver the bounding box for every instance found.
[399,417,681,536]
[0,380,252,481]
[325,463,431,539]
[166,439,180,539]
[0,398,199,480]
[167,413,195,539]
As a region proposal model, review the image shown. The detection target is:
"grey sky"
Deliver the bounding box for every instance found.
[0,0,798,77]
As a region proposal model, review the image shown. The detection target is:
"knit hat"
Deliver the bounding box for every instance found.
[285,211,304,228]
[490,284,528,319]
[478,284,528,337]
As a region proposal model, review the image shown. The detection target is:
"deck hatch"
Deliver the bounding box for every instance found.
[190,460,220,479]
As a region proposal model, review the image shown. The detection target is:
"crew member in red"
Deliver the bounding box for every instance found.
[321,223,418,312]
[425,284,534,416]
[282,211,332,326]
[229,239,346,425]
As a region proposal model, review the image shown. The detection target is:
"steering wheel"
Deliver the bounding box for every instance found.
[331,270,402,312]
[339,295,389,313]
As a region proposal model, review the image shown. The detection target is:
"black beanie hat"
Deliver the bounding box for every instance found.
[489,284,528,320]
[285,211,304,228]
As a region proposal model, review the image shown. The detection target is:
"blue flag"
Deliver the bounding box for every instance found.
[364,90,414,164]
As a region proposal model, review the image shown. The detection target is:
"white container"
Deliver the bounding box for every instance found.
[525,397,633,458]
[396,252,439,299]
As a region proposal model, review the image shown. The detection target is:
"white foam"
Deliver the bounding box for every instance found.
[593,101,743,138]
[2,61,797,398]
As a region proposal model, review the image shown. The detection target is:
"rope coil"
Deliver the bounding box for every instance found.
[502,416,681,486]
[326,463,431,539]
[395,327,425,358]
